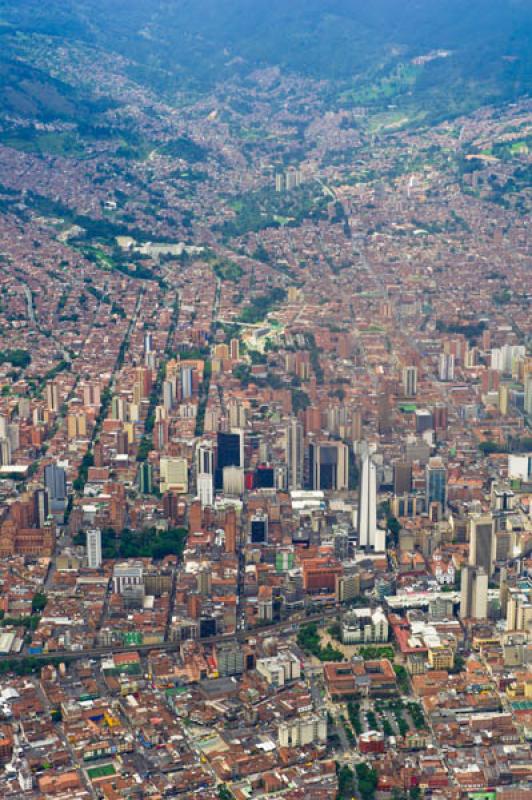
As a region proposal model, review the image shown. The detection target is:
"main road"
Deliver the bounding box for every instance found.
[1,607,341,664]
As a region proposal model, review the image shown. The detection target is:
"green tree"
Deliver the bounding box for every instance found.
[31,592,47,614]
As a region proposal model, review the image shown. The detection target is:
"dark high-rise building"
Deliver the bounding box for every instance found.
[309,442,348,491]
[215,431,243,489]
[286,417,304,490]
[44,463,67,515]
[34,488,49,528]
[255,466,275,489]
[469,514,495,577]
[249,511,268,544]
[415,409,433,434]
[393,462,412,496]
[425,457,447,510]
[377,393,392,436]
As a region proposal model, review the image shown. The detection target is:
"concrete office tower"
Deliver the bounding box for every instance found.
[0,438,11,466]
[250,511,268,544]
[490,344,525,373]
[393,462,412,495]
[506,582,532,631]
[111,396,127,422]
[351,411,362,443]
[18,397,31,420]
[229,400,247,430]
[34,489,49,528]
[162,379,175,411]
[402,366,418,397]
[181,366,193,400]
[426,457,447,509]
[137,462,153,494]
[197,474,213,508]
[144,332,153,359]
[44,463,67,515]
[525,374,532,416]
[439,353,455,382]
[196,440,214,507]
[377,394,392,436]
[45,380,60,413]
[286,417,304,490]
[358,442,378,549]
[160,457,188,493]
[230,338,240,360]
[285,167,301,191]
[216,430,244,490]
[83,382,101,408]
[278,713,327,748]
[87,528,102,569]
[469,513,495,576]
[460,566,488,619]
[223,466,245,497]
[309,441,349,491]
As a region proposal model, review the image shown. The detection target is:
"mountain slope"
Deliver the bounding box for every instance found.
[0,0,530,121]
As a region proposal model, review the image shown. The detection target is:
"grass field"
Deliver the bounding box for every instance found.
[86,763,116,780]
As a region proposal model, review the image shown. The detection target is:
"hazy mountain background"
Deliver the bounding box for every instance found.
[0,0,530,125]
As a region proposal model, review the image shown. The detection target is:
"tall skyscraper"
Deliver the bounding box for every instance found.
[181,366,193,400]
[377,393,392,436]
[44,463,67,515]
[215,430,244,490]
[358,443,379,549]
[160,457,188,493]
[469,513,495,576]
[197,440,214,507]
[309,441,348,491]
[439,353,455,382]
[460,566,488,619]
[137,462,153,494]
[197,441,214,476]
[402,366,418,397]
[162,379,175,411]
[34,488,49,528]
[286,418,304,490]
[144,332,153,357]
[45,381,60,413]
[426,457,447,510]
[87,528,102,569]
[197,474,214,508]
[393,462,412,496]
[249,511,268,544]
[524,374,532,417]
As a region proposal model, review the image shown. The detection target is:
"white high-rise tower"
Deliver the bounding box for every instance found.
[87,528,102,569]
[196,441,214,508]
[358,443,382,550]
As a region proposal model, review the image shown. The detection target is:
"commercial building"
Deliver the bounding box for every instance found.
[469,514,495,577]
[256,652,301,687]
[112,562,144,594]
[460,566,488,619]
[160,457,188,493]
[86,528,102,569]
[215,430,244,490]
[44,463,67,515]
[426,457,447,510]
[341,607,389,644]
[309,441,349,491]
[286,417,304,490]
[278,713,327,748]
[402,365,418,397]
